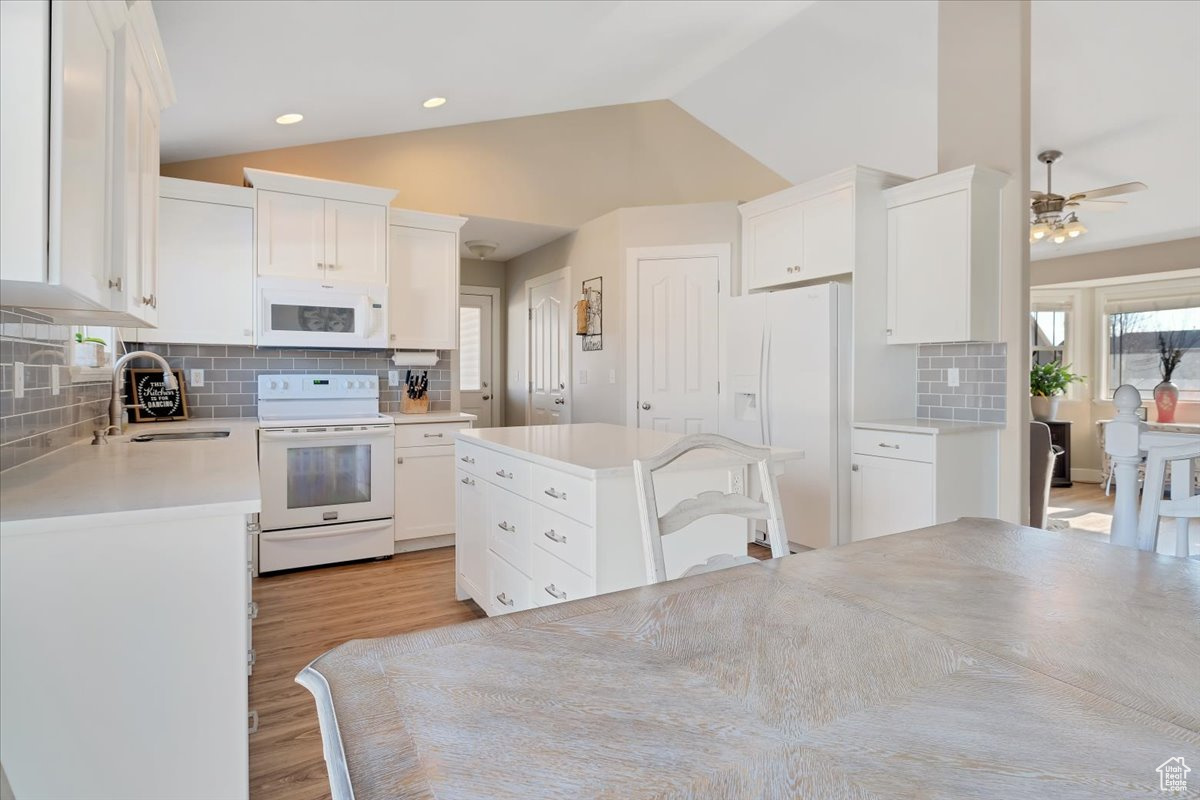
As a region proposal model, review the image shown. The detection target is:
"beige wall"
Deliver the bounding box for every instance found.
[162,101,787,230]
[460,258,507,426]
[938,0,1031,524]
[1032,236,1200,286]
[504,202,740,426]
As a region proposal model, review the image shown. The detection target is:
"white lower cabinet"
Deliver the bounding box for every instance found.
[395,420,471,543]
[454,435,745,615]
[849,423,998,542]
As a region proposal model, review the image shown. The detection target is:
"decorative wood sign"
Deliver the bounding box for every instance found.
[127,369,189,422]
[579,276,603,351]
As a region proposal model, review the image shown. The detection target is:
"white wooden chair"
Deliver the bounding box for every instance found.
[633,433,789,584]
[1136,440,1200,557]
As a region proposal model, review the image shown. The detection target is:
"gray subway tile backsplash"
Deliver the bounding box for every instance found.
[124,342,454,416]
[914,342,1007,425]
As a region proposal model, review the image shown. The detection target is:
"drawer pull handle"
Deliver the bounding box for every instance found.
[498,521,515,532]
[544,487,567,500]
[544,584,567,600]
[495,592,515,607]
[877,443,901,449]
[460,455,475,464]
[461,477,475,486]
[544,529,567,544]
[423,433,444,438]
[496,469,513,479]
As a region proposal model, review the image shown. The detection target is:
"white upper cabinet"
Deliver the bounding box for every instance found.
[324,199,387,285]
[387,210,467,351]
[740,167,905,292]
[256,190,325,280]
[245,169,395,286]
[0,0,173,323]
[884,165,1008,344]
[128,179,255,346]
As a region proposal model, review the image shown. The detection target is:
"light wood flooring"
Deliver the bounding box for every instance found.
[249,542,773,799]
[1047,481,1114,540]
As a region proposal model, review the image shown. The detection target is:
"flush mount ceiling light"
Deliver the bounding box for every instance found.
[465,240,498,260]
[275,113,304,125]
[1028,149,1145,246]
[422,96,447,109]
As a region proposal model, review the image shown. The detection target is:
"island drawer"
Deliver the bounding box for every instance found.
[454,440,488,477]
[396,421,470,448]
[485,449,533,497]
[487,484,531,575]
[530,464,593,524]
[531,545,594,608]
[851,428,933,463]
[487,550,532,615]
[532,504,595,577]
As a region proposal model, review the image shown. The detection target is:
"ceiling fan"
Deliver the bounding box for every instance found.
[1029,149,1147,245]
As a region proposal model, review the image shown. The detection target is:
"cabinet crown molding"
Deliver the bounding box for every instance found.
[389,208,468,232]
[883,164,1010,208]
[243,168,398,206]
[160,177,254,207]
[739,164,912,219]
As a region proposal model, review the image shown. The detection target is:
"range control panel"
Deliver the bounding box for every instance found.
[257,374,379,400]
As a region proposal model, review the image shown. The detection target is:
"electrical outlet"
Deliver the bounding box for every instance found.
[578,369,588,385]
[51,364,61,396]
[13,362,24,399]
[388,370,400,387]
[189,369,205,387]
[730,472,745,494]
[947,367,960,387]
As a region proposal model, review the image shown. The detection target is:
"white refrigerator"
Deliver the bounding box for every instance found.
[721,282,851,550]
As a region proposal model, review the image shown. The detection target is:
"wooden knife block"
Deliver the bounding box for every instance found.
[401,395,429,415]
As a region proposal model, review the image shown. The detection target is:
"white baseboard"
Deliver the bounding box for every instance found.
[1071,468,1103,484]
[393,533,454,554]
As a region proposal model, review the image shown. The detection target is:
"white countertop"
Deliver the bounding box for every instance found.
[0,418,261,536]
[458,423,803,478]
[853,418,1002,435]
[386,411,477,425]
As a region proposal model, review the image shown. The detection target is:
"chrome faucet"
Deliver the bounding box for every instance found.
[100,350,178,439]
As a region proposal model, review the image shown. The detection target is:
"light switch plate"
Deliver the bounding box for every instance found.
[578,369,587,385]
[947,367,960,387]
[190,369,205,387]
[609,369,616,384]
[388,370,400,387]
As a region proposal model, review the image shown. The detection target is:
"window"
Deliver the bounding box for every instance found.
[1030,308,1068,367]
[458,305,482,392]
[1105,305,1200,400]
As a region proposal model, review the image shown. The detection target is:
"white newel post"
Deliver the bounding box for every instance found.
[1105,384,1146,548]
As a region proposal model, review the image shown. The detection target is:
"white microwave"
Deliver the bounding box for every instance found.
[258,277,388,349]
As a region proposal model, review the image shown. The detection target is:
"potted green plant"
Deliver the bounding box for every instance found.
[1029,361,1084,421]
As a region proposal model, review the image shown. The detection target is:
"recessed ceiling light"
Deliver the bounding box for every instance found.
[422,97,447,109]
[275,113,304,125]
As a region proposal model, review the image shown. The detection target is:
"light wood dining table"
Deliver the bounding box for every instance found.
[297,518,1200,799]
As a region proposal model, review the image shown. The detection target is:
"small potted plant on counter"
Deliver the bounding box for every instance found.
[1030,361,1084,422]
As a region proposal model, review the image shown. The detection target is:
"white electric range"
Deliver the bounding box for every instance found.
[257,374,394,573]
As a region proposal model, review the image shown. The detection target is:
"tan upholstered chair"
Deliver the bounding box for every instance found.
[633,433,789,584]
[1029,422,1062,529]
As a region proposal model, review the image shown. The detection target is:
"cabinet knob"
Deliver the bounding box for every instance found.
[396,456,404,464]
[851,464,860,472]
[317,262,325,269]
[108,278,122,291]
[641,402,651,410]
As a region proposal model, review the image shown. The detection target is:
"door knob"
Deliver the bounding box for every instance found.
[554,397,565,405]
[641,402,651,410]
[482,395,491,400]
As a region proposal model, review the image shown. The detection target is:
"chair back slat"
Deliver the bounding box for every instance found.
[1136,440,1200,556]
[633,432,789,583]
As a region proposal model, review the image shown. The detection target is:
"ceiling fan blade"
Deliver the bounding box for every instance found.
[1065,199,1126,213]
[1067,181,1147,202]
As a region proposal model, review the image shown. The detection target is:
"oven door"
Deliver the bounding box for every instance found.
[257,278,387,349]
[259,424,395,530]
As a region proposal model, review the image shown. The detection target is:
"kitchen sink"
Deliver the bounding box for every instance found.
[130,430,231,442]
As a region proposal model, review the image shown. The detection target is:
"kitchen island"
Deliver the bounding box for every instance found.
[298,518,1200,800]
[454,423,801,616]
[0,418,260,799]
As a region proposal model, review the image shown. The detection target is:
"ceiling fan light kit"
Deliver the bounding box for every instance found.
[1028,149,1145,246]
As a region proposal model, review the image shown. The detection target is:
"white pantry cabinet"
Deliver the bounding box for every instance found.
[125,178,256,345]
[849,422,998,542]
[246,169,395,287]
[739,168,907,292]
[0,0,174,324]
[394,419,472,543]
[388,210,467,351]
[884,165,1009,344]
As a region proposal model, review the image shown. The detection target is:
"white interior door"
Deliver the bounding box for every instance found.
[527,271,570,425]
[636,256,719,433]
[459,291,494,428]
